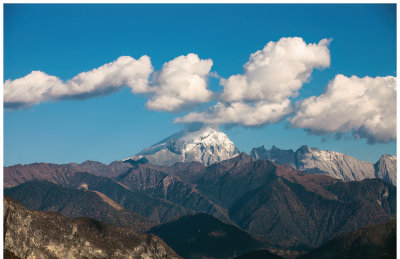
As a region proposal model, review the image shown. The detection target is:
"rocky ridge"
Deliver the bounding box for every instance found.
[250,145,396,185]
[4,196,181,259]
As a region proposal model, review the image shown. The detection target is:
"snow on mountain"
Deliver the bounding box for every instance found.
[294,145,376,181]
[124,127,395,184]
[250,145,397,185]
[125,127,240,166]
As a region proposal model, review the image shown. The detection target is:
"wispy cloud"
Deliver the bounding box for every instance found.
[4,53,214,113]
[175,99,292,126]
[4,56,153,109]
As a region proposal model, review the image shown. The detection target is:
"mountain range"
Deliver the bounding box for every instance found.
[5,127,396,187]
[3,127,397,258]
[4,155,396,254]
[124,127,396,185]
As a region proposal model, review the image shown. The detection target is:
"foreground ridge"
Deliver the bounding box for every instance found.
[3,196,181,259]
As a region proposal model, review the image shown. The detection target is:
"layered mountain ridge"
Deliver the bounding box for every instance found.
[4,152,396,254]
[3,127,397,257]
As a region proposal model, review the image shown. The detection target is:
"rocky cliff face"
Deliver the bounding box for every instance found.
[374,155,397,186]
[294,145,375,181]
[125,127,240,166]
[4,196,181,259]
[250,145,397,185]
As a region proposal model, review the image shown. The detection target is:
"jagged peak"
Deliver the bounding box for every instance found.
[251,145,265,151]
[238,152,251,159]
[225,152,254,163]
[380,154,396,160]
[297,145,311,152]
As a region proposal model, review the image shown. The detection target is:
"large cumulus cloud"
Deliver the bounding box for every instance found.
[290,74,396,143]
[221,37,331,103]
[146,53,213,112]
[176,37,331,126]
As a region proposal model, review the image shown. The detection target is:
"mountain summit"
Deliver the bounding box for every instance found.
[125,127,240,166]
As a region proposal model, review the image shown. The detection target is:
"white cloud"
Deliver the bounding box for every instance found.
[146,53,213,112]
[221,37,331,103]
[290,74,396,143]
[175,37,330,126]
[4,53,214,113]
[4,56,153,109]
[175,99,292,126]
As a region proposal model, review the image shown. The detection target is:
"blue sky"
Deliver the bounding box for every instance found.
[4,4,396,165]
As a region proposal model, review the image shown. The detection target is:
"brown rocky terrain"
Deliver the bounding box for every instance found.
[4,196,181,259]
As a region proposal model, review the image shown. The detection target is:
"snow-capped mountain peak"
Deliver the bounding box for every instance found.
[124,126,240,166]
[250,145,397,185]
